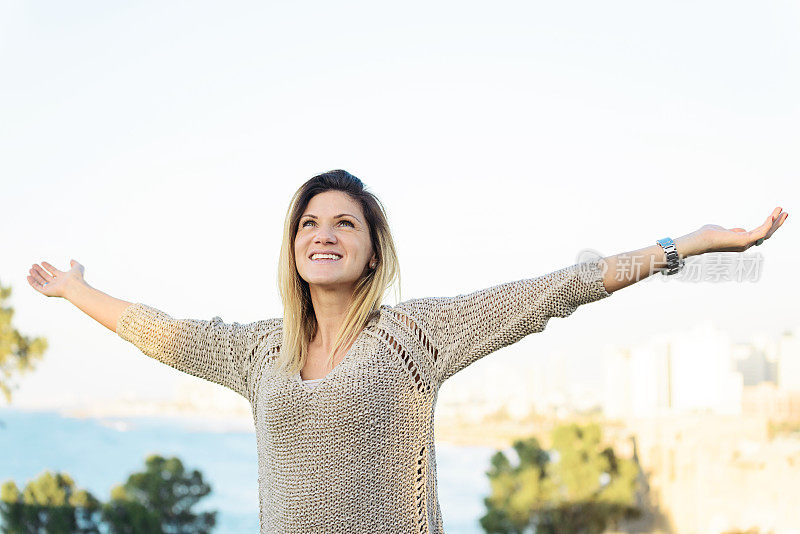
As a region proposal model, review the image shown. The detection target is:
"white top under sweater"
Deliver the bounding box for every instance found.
[300,375,325,390]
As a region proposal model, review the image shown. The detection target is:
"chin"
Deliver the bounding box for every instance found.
[303,275,358,290]
[301,271,338,284]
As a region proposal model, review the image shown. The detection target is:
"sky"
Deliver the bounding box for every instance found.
[2,0,798,411]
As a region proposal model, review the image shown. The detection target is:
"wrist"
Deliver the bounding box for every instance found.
[64,277,90,302]
[673,232,704,258]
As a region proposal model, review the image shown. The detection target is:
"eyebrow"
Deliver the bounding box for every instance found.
[301,213,362,222]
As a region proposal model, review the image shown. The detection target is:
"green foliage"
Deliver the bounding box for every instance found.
[1,455,216,534]
[0,471,102,533]
[101,454,216,534]
[0,281,48,404]
[479,421,641,534]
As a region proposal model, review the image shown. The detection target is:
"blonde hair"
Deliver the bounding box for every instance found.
[276,170,401,376]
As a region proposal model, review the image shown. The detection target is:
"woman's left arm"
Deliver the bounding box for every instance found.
[600,206,788,293]
[391,207,788,386]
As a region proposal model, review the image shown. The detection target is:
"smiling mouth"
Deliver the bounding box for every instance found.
[310,253,342,262]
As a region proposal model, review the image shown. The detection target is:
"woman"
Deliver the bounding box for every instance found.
[27,170,788,533]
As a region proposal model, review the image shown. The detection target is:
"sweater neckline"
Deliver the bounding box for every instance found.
[294,332,365,394]
[293,307,384,395]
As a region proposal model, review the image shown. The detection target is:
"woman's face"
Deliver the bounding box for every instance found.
[294,190,376,292]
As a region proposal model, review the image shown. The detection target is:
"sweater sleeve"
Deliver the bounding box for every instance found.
[115,303,279,402]
[391,258,612,385]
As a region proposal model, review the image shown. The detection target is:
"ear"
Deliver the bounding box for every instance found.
[369,254,378,269]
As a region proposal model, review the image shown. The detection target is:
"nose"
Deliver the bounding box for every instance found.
[313,225,337,244]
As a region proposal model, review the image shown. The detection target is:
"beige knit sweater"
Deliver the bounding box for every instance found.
[116,258,612,533]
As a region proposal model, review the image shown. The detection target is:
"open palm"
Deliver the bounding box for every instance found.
[27,259,85,298]
[698,207,788,254]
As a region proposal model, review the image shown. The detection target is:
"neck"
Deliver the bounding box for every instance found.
[308,284,355,353]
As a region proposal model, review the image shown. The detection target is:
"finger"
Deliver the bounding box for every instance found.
[746,223,769,241]
[731,228,746,232]
[753,220,774,244]
[767,207,783,226]
[768,211,787,229]
[41,261,61,276]
[750,215,774,235]
[761,208,781,228]
[754,214,773,231]
[27,275,47,292]
[766,212,789,238]
[29,267,47,285]
[31,265,54,283]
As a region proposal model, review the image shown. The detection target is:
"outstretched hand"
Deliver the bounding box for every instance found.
[27,259,86,298]
[693,207,788,254]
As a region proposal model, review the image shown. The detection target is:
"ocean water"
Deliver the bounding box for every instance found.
[0,407,500,533]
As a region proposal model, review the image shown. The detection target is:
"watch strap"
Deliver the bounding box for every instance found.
[656,237,684,276]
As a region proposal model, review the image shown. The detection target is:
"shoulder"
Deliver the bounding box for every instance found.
[255,317,283,339]
[253,316,283,331]
[383,296,453,318]
[243,316,283,352]
[375,300,448,333]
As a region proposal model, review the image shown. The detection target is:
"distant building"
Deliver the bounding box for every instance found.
[604,322,742,419]
[669,322,741,415]
[603,339,673,420]
[733,343,778,386]
[603,346,633,420]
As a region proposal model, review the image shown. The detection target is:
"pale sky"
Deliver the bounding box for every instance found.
[2,0,798,411]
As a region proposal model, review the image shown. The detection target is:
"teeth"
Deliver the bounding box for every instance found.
[311,254,341,260]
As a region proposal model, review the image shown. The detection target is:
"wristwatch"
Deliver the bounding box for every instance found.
[656,237,684,276]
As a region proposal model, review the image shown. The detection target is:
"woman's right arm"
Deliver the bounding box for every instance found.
[66,277,133,334]
[28,260,278,401]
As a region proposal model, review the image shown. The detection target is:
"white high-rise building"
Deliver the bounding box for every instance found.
[603,321,743,418]
[603,345,633,420]
[668,321,741,415]
[630,336,672,418]
[603,336,672,419]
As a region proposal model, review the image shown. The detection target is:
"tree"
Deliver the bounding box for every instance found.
[0,281,48,406]
[101,455,216,534]
[1,455,217,533]
[0,470,102,533]
[479,421,641,534]
[100,489,164,534]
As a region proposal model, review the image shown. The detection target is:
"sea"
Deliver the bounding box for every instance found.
[0,407,503,533]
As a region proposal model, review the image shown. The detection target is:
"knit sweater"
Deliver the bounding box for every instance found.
[115,258,612,533]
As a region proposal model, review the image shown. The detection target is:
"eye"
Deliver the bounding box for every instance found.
[300,219,354,229]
